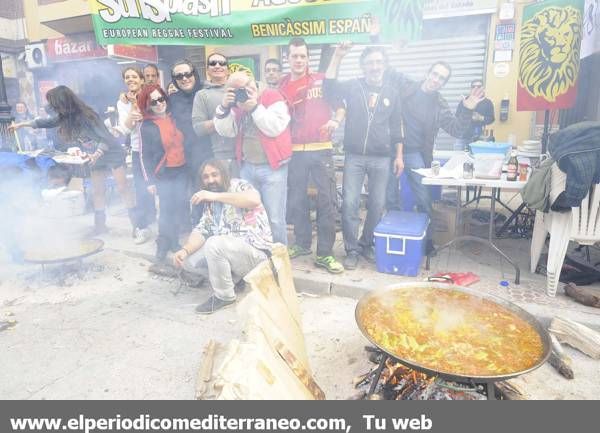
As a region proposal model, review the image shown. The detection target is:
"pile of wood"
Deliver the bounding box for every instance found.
[351,350,496,400]
[194,245,325,400]
[546,316,600,380]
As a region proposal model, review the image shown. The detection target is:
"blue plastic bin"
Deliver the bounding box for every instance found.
[374,211,429,276]
[469,141,511,156]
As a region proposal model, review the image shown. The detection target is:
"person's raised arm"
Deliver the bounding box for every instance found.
[191,185,261,209]
[244,88,290,138]
[213,87,239,138]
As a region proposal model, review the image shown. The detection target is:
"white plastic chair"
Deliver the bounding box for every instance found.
[530,164,600,296]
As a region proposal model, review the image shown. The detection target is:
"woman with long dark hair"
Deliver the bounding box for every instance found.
[10,85,141,235]
[138,84,188,260]
[116,66,155,244]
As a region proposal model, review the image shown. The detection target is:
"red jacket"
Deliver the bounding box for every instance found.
[232,88,292,170]
[280,71,336,145]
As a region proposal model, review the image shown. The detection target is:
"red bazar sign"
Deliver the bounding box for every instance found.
[46,33,108,62]
[108,45,158,63]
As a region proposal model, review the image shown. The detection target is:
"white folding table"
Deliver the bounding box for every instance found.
[421,174,527,284]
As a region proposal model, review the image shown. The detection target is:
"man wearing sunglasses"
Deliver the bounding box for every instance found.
[454,79,495,150]
[169,59,212,227]
[193,53,237,176]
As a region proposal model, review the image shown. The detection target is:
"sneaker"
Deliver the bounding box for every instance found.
[234,280,246,293]
[134,227,152,245]
[343,252,359,270]
[315,255,344,274]
[195,295,235,315]
[288,244,312,259]
[360,246,376,263]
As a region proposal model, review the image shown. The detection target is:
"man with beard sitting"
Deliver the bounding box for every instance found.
[172,159,272,314]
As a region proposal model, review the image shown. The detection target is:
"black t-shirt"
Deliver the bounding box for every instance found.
[402,88,437,153]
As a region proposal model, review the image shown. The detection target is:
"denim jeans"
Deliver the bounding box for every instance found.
[240,161,288,245]
[287,150,337,256]
[402,152,433,215]
[183,235,266,301]
[385,159,401,211]
[156,167,188,251]
[342,154,391,254]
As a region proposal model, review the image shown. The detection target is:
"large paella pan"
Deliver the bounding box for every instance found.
[22,239,104,265]
[355,282,551,382]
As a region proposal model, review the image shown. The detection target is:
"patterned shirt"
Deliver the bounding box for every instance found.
[194,178,273,251]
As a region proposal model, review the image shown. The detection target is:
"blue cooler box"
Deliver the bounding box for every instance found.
[373,211,429,276]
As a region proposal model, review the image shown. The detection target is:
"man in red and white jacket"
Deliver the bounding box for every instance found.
[214,71,292,245]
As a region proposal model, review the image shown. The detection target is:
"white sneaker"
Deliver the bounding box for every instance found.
[134,227,152,245]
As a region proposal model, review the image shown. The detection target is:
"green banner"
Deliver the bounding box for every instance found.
[90,0,423,46]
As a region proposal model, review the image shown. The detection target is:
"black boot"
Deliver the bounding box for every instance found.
[93,211,108,235]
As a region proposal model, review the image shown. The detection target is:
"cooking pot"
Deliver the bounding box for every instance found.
[355,282,551,382]
[22,238,104,265]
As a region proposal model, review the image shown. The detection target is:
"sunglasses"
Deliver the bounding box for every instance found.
[208,60,227,67]
[150,96,166,106]
[173,71,194,81]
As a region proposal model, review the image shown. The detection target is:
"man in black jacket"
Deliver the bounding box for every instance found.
[385,62,484,217]
[324,43,404,269]
[169,59,213,186]
[169,59,213,227]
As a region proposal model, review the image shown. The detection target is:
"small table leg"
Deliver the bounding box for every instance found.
[427,186,521,284]
[489,188,520,284]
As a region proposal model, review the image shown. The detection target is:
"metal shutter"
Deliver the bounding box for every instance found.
[282,35,488,151]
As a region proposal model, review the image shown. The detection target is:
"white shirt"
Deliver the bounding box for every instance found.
[116,99,141,152]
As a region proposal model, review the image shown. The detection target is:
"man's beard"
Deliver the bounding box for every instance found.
[206,182,225,192]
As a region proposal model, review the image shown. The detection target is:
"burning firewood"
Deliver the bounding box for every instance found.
[548,334,574,380]
[495,380,529,400]
[549,317,600,359]
[352,355,490,400]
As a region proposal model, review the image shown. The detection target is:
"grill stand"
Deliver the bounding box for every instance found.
[366,351,497,400]
[38,258,85,286]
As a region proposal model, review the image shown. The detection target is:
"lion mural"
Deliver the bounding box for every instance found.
[518,6,582,102]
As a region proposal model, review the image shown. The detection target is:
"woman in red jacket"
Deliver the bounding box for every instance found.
[138,84,187,261]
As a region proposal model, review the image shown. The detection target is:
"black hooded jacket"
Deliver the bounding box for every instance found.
[169,68,212,166]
